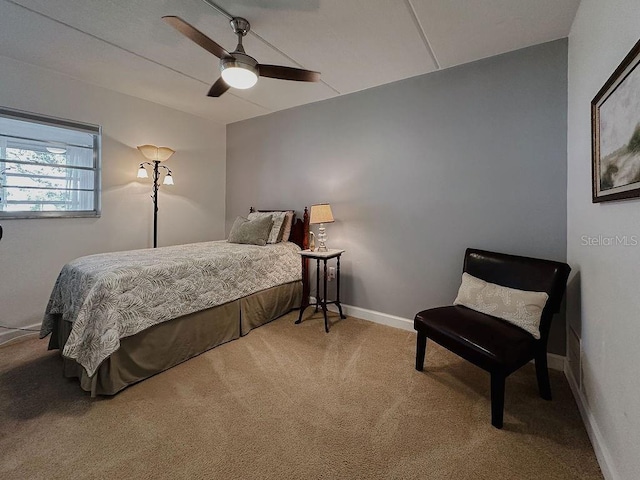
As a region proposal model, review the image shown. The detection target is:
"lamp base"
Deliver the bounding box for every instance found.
[317,223,328,251]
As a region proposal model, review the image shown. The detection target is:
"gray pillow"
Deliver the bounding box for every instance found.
[247,211,287,244]
[227,215,273,246]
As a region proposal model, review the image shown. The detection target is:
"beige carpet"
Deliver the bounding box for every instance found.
[0,312,602,480]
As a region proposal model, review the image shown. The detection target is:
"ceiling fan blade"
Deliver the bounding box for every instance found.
[207,78,230,97]
[162,16,231,59]
[258,65,320,82]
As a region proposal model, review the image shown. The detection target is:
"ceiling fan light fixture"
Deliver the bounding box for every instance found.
[221,56,258,89]
[163,15,320,98]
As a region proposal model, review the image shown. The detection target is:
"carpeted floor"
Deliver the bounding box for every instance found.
[0,312,602,480]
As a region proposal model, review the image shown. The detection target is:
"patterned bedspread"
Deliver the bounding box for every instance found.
[40,241,302,376]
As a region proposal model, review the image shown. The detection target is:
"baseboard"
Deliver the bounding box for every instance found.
[546,353,566,372]
[325,302,414,332]
[0,323,40,346]
[564,360,619,480]
[323,301,565,371]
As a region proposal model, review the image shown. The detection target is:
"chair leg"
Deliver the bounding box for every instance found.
[535,350,552,401]
[490,372,505,429]
[415,330,427,371]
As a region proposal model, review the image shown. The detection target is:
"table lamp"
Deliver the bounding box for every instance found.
[310,203,334,252]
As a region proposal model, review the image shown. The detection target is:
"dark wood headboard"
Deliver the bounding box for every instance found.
[249,207,309,250]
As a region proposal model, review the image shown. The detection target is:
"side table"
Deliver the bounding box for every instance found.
[296,249,346,332]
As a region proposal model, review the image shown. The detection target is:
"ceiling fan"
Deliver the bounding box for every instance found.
[162,16,321,97]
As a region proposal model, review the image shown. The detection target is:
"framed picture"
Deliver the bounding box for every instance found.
[592,39,640,203]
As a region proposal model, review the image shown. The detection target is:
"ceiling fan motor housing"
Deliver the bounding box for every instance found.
[221,53,258,74]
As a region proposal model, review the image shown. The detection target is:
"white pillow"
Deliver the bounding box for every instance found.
[453,272,549,339]
[247,211,287,244]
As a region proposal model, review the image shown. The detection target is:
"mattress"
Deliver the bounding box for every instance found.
[40,241,302,376]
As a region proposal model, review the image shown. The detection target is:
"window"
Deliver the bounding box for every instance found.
[0,108,101,219]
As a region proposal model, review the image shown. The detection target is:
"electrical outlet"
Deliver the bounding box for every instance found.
[328,266,336,280]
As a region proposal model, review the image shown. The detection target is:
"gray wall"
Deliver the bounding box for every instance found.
[227,39,568,353]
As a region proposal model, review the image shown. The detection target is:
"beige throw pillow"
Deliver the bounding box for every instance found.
[248,211,287,244]
[453,272,549,339]
[280,211,295,242]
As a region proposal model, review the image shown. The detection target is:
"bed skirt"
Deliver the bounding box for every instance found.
[48,281,302,395]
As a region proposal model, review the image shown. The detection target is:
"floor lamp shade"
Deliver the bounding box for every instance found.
[137,144,175,162]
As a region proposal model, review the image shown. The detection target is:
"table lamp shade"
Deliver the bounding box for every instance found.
[310,204,334,224]
[137,144,175,162]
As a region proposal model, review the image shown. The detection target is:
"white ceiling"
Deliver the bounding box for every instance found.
[0,0,580,125]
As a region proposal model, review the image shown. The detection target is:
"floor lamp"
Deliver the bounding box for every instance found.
[136,144,175,248]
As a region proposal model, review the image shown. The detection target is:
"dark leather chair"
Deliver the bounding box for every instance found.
[414,248,571,428]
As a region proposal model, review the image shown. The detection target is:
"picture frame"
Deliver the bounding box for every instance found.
[592,39,640,203]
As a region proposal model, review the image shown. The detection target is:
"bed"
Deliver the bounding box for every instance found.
[40,208,310,395]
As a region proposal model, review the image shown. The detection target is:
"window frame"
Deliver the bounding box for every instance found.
[0,107,102,219]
